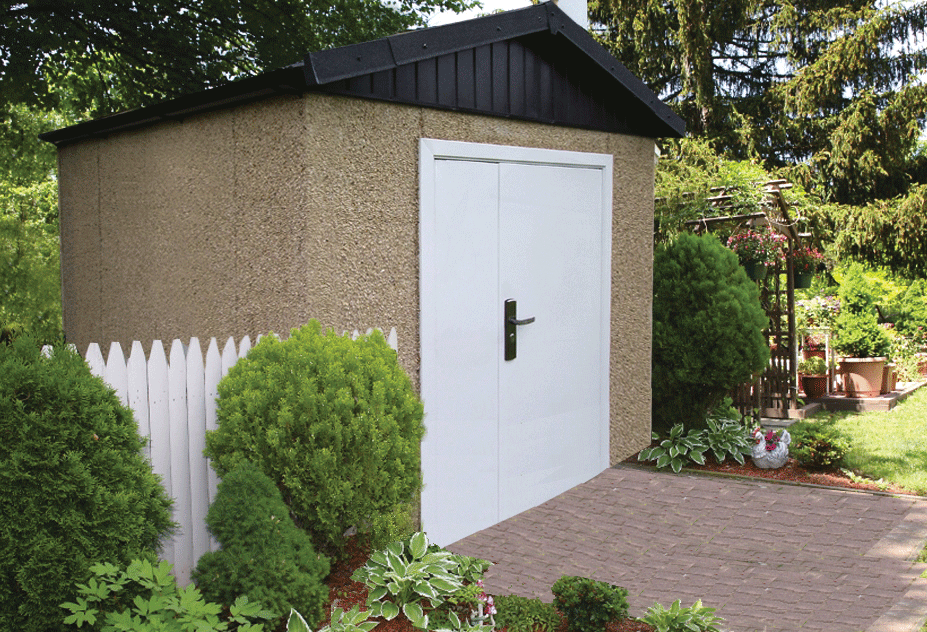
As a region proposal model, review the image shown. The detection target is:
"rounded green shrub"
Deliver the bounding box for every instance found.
[652,233,770,433]
[833,310,892,358]
[551,575,629,632]
[192,462,330,628]
[788,419,850,470]
[204,321,425,558]
[0,337,173,632]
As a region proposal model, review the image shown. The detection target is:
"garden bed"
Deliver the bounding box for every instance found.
[314,537,656,632]
[624,452,919,496]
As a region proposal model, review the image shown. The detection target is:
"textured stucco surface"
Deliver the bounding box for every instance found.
[56,93,654,462]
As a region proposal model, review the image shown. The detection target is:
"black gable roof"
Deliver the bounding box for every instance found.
[41,3,684,147]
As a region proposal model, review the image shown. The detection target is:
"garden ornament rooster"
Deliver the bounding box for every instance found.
[751,427,791,469]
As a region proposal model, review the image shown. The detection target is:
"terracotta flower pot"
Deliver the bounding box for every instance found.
[840,357,887,398]
[800,374,829,399]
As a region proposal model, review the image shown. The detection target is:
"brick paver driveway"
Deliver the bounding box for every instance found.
[448,465,927,632]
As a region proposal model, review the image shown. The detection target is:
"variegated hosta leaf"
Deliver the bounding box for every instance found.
[380,601,400,620]
[409,531,429,559]
[403,603,427,629]
[367,586,388,602]
[414,580,438,601]
[429,577,461,594]
[286,609,311,632]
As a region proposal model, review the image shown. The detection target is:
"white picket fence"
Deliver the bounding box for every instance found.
[77,328,398,586]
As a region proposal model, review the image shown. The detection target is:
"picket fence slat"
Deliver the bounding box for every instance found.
[106,342,129,406]
[69,328,396,585]
[168,340,193,586]
[127,342,150,460]
[147,343,174,567]
[204,338,222,540]
[85,343,105,378]
[186,338,211,568]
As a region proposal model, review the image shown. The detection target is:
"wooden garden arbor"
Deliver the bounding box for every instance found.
[684,180,807,420]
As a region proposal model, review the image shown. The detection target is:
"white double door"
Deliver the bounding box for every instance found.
[419,139,612,546]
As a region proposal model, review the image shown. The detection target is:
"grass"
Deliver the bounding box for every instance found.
[808,388,927,495]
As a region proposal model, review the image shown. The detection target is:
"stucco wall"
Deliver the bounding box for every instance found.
[56,92,654,462]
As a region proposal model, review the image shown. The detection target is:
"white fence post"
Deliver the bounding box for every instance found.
[76,327,398,585]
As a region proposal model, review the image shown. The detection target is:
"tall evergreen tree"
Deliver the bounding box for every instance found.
[591,0,927,275]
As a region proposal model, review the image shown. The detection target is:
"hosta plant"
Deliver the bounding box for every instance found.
[350,532,491,630]
[638,424,708,473]
[287,606,377,632]
[641,599,724,632]
[702,401,753,465]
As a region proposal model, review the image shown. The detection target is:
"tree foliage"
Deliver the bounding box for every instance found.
[593,0,927,275]
[1,0,476,343]
[2,0,477,117]
[0,104,69,344]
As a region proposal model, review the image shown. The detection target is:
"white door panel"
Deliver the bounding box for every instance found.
[420,158,500,542]
[420,139,611,546]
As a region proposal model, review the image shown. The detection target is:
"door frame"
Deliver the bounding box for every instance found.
[418,138,613,545]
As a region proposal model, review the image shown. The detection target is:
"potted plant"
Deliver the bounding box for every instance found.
[797,356,829,399]
[726,228,787,281]
[801,330,828,360]
[790,245,825,289]
[751,427,791,469]
[833,311,892,397]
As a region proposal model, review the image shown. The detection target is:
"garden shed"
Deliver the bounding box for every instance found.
[42,2,684,546]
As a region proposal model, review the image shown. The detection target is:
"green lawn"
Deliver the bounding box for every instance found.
[812,388,927,495]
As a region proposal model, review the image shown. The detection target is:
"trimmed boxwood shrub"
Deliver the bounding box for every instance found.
[833,310,892,358]
[652,233,770,433]
[192,462,330,628]
[551,575,629,632]
[0,337,173,632]
[204,321,425,558]
[788,419,850,470]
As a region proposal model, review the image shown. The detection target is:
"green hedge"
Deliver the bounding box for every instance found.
[0,338,173,632]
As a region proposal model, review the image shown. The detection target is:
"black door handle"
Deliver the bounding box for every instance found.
[504,299,535,361]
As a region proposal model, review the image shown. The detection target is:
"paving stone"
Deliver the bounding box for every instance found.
[447,465,927,632]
